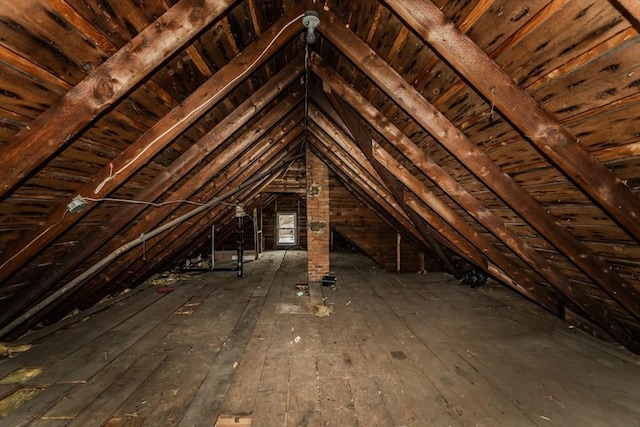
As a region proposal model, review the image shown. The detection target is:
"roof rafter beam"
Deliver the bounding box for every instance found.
[384,0,640,241]
[0,0,244,198]
[315,11,640,325]
[613,0,640,27]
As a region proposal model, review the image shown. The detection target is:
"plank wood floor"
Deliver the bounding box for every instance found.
[1,250,639,426]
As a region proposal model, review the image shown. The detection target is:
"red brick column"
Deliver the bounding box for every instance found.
[306,147,330,282]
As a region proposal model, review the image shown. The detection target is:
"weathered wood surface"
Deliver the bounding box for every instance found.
[0,0,238,198]
[0,10,306,287]
[383,0,640,241]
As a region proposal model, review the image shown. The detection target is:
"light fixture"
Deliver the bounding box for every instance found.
[302,11,320,44]
[67,195,88,213]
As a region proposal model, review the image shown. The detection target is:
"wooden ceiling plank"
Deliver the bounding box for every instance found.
[0,66,303,328]
[0,0,241,198]
[0,9,305,286]
[385,0,640,242]
[316,12,640,326]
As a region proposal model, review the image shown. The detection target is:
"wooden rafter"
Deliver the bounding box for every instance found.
[384,0,640,242]
[0,0,239,199]
[315,13,640,325]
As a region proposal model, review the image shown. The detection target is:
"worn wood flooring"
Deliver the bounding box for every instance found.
[1,250,639,426]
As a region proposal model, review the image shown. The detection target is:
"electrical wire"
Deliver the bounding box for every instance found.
[82,197,238,208]
[303,41,310,146]
[93,13,305,195]
[0,209,69,272]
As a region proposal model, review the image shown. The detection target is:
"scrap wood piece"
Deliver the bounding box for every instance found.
[216,414,252,426]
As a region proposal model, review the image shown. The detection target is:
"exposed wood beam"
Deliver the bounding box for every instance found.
[314,15,640,324]
[322,92,459,276]
[384,0,640,242]
[0,9,306,285]
[614,0,640,27]
[0,0,241,198]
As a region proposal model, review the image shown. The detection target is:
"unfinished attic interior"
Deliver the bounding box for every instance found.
[1,0,640,424]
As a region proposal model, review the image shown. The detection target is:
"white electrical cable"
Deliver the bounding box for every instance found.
[0,209,69,272]
[82,196,238,208]
[93,13,305,195]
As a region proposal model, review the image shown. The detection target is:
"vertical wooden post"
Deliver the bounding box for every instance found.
[396,233,401,273]
[253,208,259,260]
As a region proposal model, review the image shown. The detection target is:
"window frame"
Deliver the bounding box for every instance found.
[276,212,297,245]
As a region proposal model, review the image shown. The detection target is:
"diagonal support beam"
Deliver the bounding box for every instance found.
[613,0,640,27]
[383,0,640,241]
[0,0,242,198]
[314,16,640,325]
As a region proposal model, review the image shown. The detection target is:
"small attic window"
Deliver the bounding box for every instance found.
[277,213,297,245]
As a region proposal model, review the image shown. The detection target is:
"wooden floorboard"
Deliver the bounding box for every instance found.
[1,251,639,426]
